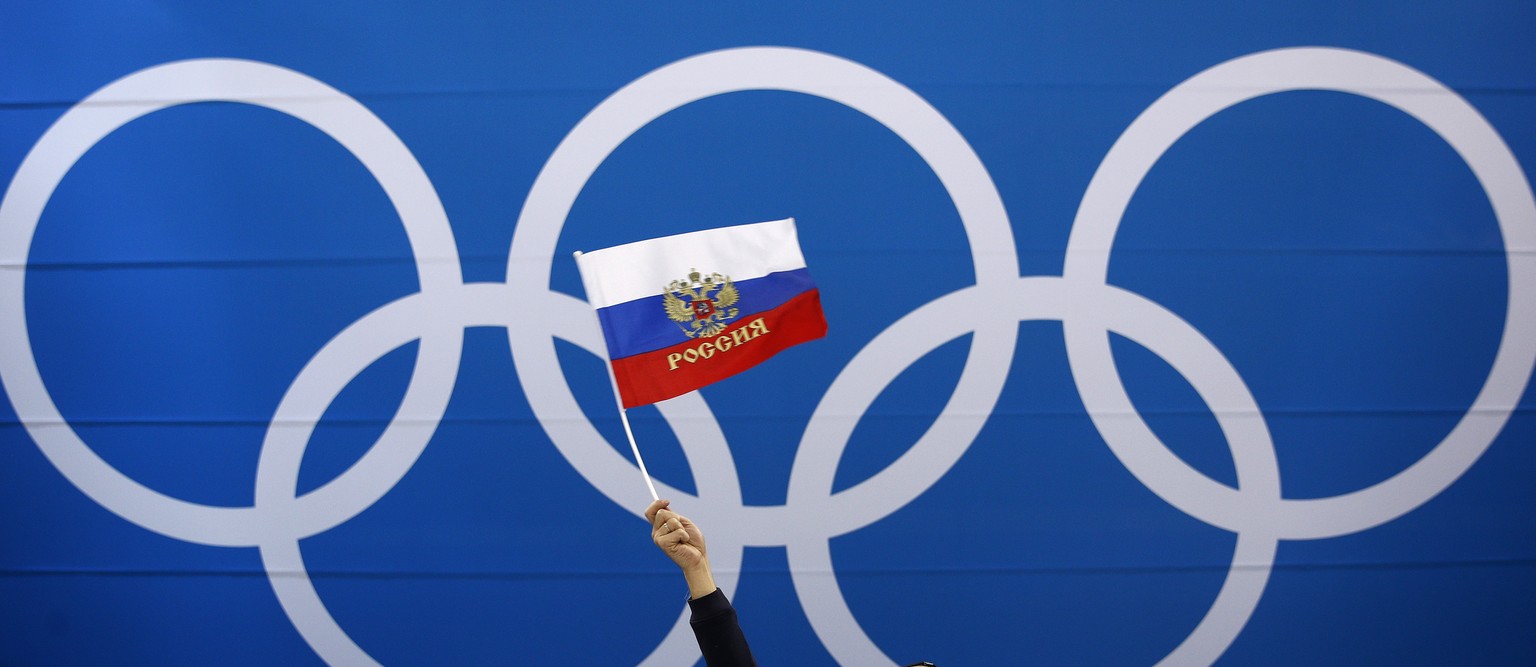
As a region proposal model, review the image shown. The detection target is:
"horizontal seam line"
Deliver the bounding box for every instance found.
[4,558,1534,579]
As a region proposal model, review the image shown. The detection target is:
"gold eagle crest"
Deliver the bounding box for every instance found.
[662,268,740,338]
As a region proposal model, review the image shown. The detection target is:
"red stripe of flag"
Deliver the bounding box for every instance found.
[611,289,827,408]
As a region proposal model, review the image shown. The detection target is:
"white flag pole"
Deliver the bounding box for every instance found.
[574,250,660,501]
[618,407,660,502]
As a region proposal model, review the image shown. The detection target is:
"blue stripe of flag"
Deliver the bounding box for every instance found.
[595,268,816,360]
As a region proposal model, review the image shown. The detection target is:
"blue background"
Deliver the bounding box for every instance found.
[2,2,1533,665]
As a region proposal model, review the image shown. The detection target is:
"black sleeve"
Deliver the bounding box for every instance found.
[687,588,758,667]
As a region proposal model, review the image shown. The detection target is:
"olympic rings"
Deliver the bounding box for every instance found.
[1,46,1531,667]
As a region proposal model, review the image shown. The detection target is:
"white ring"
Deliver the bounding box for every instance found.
[0,58,465,666]
[0,58,462,547]
[1064,47,1536,538]
[1062,47,1535,662]
[506,46,1019,666]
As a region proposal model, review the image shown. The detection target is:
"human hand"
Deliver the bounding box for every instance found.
[645,499,716,599]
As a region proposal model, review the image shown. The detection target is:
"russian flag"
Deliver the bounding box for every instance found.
[574,218,827,408]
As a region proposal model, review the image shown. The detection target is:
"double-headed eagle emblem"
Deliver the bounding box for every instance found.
[662,268,740,338]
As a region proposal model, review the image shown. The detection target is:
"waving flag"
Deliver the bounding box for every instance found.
[574,218,827,408]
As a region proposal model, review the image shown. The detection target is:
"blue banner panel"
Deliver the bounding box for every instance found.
[2,2,1533,665]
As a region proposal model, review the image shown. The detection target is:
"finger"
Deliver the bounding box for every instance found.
[657,529,688,549]
[655,509,680,530]
[654,520,676,544]
[651,513,675,534]
[644,499,670,523]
